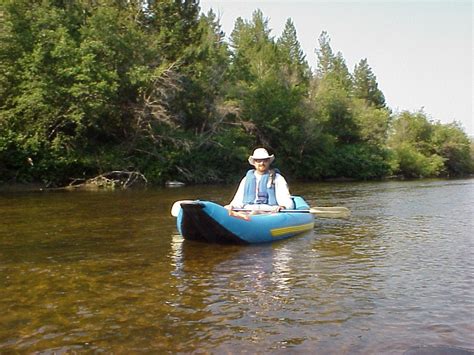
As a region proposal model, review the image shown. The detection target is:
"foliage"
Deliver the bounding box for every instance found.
[0,2,472,186]
[392,142,445,178]
[430,122,473,176]
[351,99,390,148]
[388,111,473,177]
[328,144,392,180]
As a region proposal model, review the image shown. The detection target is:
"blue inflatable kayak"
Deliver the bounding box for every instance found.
[174,196,315,244]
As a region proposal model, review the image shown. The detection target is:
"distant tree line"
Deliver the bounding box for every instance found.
[1,0,472,186]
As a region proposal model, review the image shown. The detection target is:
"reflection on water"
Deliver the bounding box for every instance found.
[0,179,473,353]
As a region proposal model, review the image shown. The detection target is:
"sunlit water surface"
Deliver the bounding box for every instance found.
[1,179,473,353]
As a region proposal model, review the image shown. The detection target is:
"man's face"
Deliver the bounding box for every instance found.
[253,159,270,174]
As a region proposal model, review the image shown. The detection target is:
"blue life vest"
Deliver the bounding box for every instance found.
[242,169,278,205]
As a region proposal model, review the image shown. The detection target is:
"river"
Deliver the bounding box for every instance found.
[0,179,473,354]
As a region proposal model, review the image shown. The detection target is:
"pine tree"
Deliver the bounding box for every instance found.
[277,18,311,86]
[313,31,357,143]
[315,31,351,92]
[146,0,201,63]
[315,31,334,77]
[353,58,386,108]
[229,9,277,82]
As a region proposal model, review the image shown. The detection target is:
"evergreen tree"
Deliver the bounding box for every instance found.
[315,31,351,92]
[312,32,357,144]
[229,9,277,83]
[331,52,352,92]
[145,0,201,63]
[277,18,311,86]
[315,31,334,77]
[353,58,385,108]
[227,10,312,175]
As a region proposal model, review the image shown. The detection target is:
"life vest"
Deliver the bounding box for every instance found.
[242,169,278,205]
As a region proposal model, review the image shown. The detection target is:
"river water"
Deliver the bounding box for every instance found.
[0,179,473,354]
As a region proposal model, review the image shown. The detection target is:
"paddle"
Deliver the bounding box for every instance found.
[305,207,351,218]
[232,207,350,218]
[171,200,350,219]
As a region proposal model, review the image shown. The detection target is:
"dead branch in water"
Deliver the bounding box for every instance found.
[66,171,147,190]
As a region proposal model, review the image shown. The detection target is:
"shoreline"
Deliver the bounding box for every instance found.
[1,175,473,193]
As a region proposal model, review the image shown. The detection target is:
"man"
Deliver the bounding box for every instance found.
[224,148,294,212]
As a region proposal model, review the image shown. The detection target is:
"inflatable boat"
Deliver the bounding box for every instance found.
[173,196,315,244]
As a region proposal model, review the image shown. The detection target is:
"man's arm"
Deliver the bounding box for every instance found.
[225,177,247,209]
[274,174,294,209]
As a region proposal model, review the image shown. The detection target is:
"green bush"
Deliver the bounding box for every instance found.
[392,143,445,178]
[328,144,391,180]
